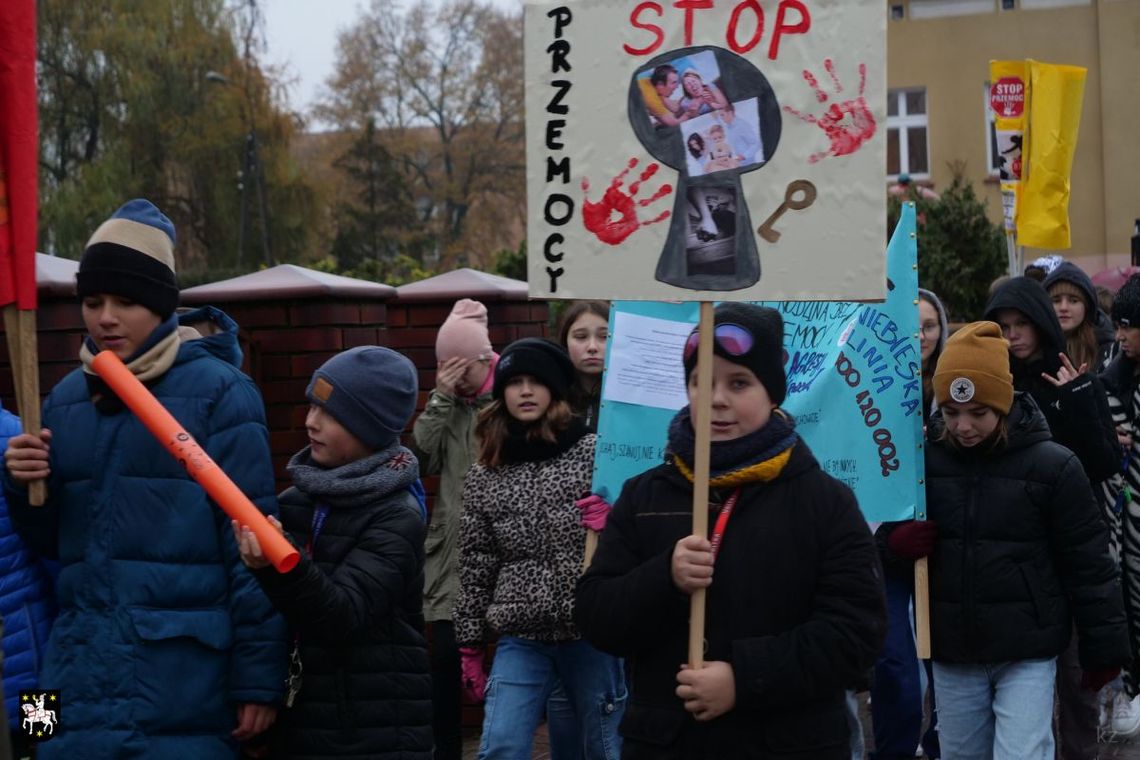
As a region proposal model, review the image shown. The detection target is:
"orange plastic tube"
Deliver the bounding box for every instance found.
[91,350,300,572]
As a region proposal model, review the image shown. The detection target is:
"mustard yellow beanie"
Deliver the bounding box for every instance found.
[933,321,1014,414]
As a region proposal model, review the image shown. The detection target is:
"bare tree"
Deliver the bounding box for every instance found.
[319,0,524,267]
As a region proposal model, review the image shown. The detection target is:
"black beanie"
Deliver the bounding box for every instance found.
[682,302,787,405]
[1113,274,1140,328]
[306,346,419,450]
[77,199,179,319]
[494,338,575,400]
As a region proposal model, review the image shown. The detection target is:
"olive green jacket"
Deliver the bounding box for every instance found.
[412,389,490,622]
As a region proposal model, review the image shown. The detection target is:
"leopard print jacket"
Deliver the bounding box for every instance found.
[453,434,596,646]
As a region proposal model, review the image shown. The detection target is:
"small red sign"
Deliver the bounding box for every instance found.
[990,77,1025,118]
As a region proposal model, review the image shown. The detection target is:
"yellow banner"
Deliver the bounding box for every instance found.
[1018,61,1087,249]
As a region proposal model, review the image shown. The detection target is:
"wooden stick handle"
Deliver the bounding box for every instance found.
[688,302,715,668]
[915,556,931,658]
[4,306,45,505]
[582,529,599,571]
[17,310,44,506]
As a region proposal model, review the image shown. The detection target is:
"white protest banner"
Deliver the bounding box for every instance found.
[525,0,886,301]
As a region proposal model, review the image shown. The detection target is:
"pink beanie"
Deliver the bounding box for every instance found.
[436,299,493,361]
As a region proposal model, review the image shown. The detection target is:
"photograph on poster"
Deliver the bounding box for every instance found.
[996,131,1022,181]
[681,97,764,177]
[635,50,727,130]
[684,185,737,277]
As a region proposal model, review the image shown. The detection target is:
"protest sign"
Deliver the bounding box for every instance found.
[593,203,924,524]
[525,0,886,302]
[990,58,1086,273]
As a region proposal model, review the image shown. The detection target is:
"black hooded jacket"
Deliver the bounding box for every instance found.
[926,393,1128,668]
[984,276,1120,483]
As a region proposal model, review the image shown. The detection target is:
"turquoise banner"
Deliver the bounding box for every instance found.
[592,204,924,523]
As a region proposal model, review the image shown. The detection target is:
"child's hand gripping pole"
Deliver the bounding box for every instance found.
[91,350,300,573]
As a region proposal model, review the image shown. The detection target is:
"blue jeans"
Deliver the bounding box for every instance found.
[546,681,579,760]
[845,690,865,760]
[932,657,1056,760]
[478,636,626,760]
[871,574,939,759]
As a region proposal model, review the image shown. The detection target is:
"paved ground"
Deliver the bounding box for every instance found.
[459,693,1140,759]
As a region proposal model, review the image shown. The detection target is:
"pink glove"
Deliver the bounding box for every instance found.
[459,646,487,703]
[575,494,612,532]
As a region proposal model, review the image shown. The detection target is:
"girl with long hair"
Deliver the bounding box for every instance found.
[557,300,610,432]
[454,338,625,760]
[919,289,949,420]
[1044,262,1118,372]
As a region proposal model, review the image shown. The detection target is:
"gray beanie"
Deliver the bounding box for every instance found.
[306,346,418,450]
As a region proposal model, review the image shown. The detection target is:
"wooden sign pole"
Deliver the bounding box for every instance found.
[688,301,715,668]
[3,304,44,505]
[915,556,931,658]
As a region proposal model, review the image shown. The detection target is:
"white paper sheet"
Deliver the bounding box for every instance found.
[602,310,692,410]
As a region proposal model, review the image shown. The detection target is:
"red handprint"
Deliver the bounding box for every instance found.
[784,59,877,164]
[581,158,672,246]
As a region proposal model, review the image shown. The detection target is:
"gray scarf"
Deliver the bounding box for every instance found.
[287,442,420,510]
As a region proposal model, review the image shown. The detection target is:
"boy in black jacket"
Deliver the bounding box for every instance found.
[575,303,886,759]
[234,346,432,759]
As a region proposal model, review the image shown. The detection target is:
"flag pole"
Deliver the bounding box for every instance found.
[17,310,43,505]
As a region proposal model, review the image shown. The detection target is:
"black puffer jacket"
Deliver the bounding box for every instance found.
[252,453,432,760]
[984,276,1120,483]
[576,442,885,760]
[926,392,1128,668]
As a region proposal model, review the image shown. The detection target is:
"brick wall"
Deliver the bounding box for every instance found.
[0,297,86,414]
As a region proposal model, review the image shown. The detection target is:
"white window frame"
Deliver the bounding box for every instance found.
[908,0,996,20]
[886,88,930,181]
[1020,0,1090,9]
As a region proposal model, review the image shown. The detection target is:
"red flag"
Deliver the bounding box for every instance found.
[0,0,39,309]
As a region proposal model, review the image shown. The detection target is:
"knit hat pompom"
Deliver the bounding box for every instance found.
[682,302,787,406]
[1113,275,1140,328]
[77,199,179,319]
[493,338,575,401]
[933,321,1014,414]
[436,299,493,362]
[307,346,419,451]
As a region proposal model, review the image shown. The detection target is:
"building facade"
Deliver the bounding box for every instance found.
[886,0,1139,272]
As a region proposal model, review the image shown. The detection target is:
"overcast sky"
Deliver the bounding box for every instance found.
[263,0,523,126]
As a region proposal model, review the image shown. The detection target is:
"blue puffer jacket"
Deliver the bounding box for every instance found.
[3,306,287,758]
[0,404,57,730]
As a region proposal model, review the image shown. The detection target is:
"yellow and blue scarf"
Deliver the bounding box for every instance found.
[667,406,797,488]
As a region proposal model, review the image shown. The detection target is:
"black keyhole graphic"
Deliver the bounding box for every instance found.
[627,46,782,291]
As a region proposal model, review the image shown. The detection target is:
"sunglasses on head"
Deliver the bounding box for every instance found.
[683,323,754,362]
